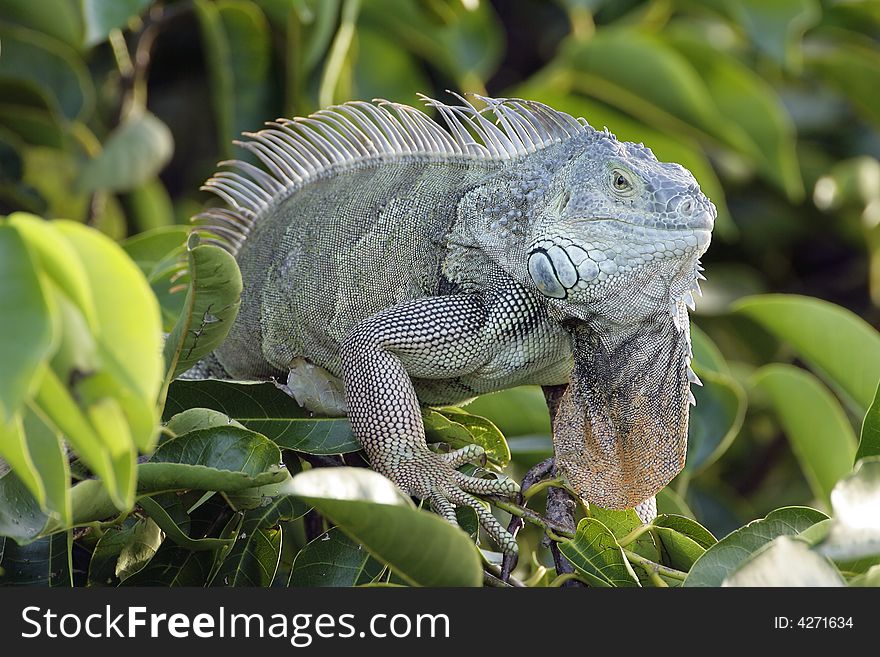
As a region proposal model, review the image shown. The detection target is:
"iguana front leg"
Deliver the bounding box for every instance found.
[341,293,521,555]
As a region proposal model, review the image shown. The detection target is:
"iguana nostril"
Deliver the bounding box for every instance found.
[680,199,694,215]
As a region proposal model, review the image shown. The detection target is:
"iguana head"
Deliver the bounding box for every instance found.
[522,131,716,510]
[525,133,714,316]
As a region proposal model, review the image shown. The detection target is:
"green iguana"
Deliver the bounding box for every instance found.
[187,94,715,555]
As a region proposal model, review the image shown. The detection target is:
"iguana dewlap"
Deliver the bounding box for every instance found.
[190,94,714,554]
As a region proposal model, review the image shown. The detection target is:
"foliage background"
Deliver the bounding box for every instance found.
[1,0,879,587]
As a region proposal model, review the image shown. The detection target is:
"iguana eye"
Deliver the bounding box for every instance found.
[611,169,632,193]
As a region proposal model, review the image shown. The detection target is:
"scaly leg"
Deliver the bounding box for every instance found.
[341,293,525,555]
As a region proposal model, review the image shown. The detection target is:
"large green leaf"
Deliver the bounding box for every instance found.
[752,364,857,505]
[289,527,383,587]
[684,506,828,587]
[858,380,880,462]
[816,457,880,561]
[289,467,482,587]
[0,224,54,422]
[162,238,242,384]
[686,368,746,474]
[77,112,174,194]
[164,380,359,454]
[725,0,820,70]
[734,294,880,413]
[557,518,641,587]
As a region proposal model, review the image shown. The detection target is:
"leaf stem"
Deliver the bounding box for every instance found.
[618,523,652,547]
[548,572,585,587]
[488,498,575,539]
[521,476,565,501]
[622,548,687,582]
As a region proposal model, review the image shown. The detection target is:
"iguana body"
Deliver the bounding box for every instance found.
[193,95,714,554]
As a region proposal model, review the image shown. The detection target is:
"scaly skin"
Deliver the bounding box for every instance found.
[190,95,715,555]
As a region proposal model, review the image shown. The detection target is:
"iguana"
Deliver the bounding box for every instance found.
[188,94,715,555]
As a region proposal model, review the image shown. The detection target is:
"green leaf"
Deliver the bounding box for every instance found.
[87,521,138,586]
[589,507,660,564]
[77,112,174,193]
[684,506,828,587]
[115,517,164,581]
[752,364,858,505]
[858,379,880,462]
[0,23,94,120]
[723,536,844,587]
[164,380,359,455]
[653,515,717,548]
[209,491,299,587]
[734,294,880,413]
[0,470,48,542]
[557,518,641,587]
[289,527,383,587]
[424,407,510,467]
[21,404,71,525]
[81,0,152,47]
[816,457,880,561]
[0,532,71,586]
[164,408,245,438]
[0,224,54,422]
[54,220,163,452]
[161,239,242,384]
[686,368,746,474]
[289,467,482,587]
[151,426,283,479]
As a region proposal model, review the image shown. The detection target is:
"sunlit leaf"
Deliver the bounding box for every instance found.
[557,518,640,587]
[684,506,828,586]
[289,467,482,587]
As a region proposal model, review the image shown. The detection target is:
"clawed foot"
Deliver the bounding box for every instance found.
[381,444,520,555]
